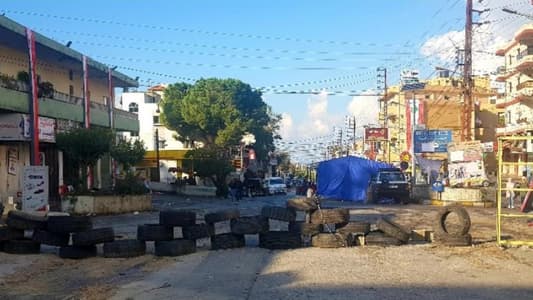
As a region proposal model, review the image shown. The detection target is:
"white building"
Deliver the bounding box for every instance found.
[121,85,191,183]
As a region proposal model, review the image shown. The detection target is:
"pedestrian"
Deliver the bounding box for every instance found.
[506,178,515,209]
[229,178,238,203]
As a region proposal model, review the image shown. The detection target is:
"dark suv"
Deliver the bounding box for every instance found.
[367,168,410,204]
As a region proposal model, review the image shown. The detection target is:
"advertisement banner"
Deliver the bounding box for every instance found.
[414,130,452,153]
[365,127,388,141]
[448,161,486,187]
[22,166,49,212]
[0,114,26,140]
[448,141,483,162]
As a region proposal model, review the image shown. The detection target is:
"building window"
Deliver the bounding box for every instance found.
[130,131,139,137]
[69,70,74,81]
[153,115,160,124]
[69,85,74,96]
[129,103,139,113]
[509,82,513,94]
[509,54,513,65]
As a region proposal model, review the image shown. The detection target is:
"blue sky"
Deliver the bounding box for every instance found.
[1,0,530,163]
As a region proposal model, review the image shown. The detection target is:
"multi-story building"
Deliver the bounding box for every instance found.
[495,24,533,178]
[379,74,497,172]
[0,16,138,209]
[121,85,192,183]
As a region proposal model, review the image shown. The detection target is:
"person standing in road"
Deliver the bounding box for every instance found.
[506,178,515,209]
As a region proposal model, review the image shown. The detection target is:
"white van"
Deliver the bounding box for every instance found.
[263,177,287,195]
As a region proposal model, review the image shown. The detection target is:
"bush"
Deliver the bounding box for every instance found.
[114,174,149,195]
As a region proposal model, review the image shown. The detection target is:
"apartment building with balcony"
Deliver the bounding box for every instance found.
[380,74,497,172]
[0,16,139,209]
[121,85,194,183]
[495,24,533,178]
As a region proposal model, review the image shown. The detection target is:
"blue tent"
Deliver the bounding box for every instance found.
[317,156,392,202]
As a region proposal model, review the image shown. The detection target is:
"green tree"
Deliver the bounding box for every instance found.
[161,78,280,161]
[110,138,148,195]
[110,138,146,172]
[183,147,234,196]
[56,127,113,191]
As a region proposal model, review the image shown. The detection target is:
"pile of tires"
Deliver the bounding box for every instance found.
[433,206,472,247]
[1,211,42,254]
[48,215,115,259]
[259,205,301,249]
[365,218,411,246]
[140,209,200,257]
[204,209,245,250]
[308,208,352,248]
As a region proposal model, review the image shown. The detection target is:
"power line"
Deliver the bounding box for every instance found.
[35,27,416,58]
[3,9,415,48]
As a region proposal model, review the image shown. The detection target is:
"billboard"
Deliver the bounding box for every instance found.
[414,130,452,153]
[365,127,388,141]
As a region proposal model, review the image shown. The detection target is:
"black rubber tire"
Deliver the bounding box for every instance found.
[32,229,70,247]
[434,233,472,246]
[47,216,92,233]
[261,206,296,222]
[336,221,371,236]
[58,246,97,259]
[434,206,471,237]
[311,233,346,248]
[286,197,318,211]
[137,224,173,241]
[72,227,115,246]
[230,216,269,235]
[103,240,146,258]
[376,218,410,243]
[204,209,240,224]
[259,231,302,249]
[365,231,404,246]
[182,224,211,240]
[288,221,322,236]
[6,211,47,230]
[155,239,196,256]
[310,208,350,225]
[159,210,196,227]
[210,233,245,250]
[3,239,41,254]
[0,226,24,242]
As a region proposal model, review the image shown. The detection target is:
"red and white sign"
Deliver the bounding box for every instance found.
[23,115,56,142]
[365,127,388,141]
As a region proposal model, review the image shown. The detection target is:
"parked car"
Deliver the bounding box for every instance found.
[263,177,287,195]
[367,168,410,204]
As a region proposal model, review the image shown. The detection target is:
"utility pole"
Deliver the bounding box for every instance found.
[155,128,160,182]
[377,67,388,128]
[462,0,473,141]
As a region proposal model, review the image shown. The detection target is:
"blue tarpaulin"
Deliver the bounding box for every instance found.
[317,156,392,202]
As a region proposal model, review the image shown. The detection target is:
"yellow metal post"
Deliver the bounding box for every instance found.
[496,135,533,247]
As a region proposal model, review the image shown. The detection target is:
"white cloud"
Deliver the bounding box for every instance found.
[279,112,293,139]
[420,0,531,75]
[347,91,380,127]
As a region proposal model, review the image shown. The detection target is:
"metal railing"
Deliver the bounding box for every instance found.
[496,135,533,247]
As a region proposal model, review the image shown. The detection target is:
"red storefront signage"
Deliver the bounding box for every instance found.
[365,127,388,141]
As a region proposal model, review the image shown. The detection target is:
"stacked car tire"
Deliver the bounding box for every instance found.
[433,206,472,246]
[205,209,246,250]
[259,205,301,249]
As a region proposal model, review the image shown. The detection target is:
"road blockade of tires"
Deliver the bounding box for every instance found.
[0,204,474,259]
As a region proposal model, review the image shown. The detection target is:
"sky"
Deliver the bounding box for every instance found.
[1,0,532,163]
